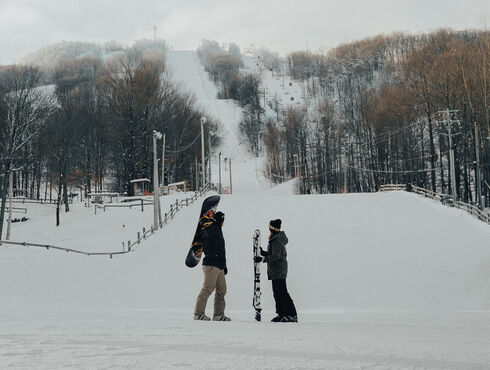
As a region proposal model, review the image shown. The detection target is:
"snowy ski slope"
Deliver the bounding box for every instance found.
[1,51,490,369]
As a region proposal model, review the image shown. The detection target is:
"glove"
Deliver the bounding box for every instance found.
[215,211,225,225]
[253,256,263,263]
[224,267,228,275]
[259,247,269,256]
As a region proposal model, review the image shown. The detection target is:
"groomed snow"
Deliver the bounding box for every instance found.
[1,51,490,369]
[2,191,490,369]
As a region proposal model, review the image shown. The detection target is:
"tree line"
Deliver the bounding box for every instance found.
[0,42,221,235]
[261,29,489,207]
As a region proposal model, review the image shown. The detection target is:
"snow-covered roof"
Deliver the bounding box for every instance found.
[129,178,150,183]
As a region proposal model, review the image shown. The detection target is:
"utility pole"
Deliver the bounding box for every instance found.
[201,116,206,188]
[218,152,222,193]
[474,122,483,209]
[6,172,13,240]
[438,109,459,200]
[208,132,212,184]
[161,134,165,191]
[293,154,300,194]
[195,157,199,191]
[387,135,392,184]
[153,131,162,227]
[344,170,347,193]
[340,151,347,193]
[292,154,297,180]
[229,159,233,194]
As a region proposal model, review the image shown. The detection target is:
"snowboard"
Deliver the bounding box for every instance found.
[185,195,221,268]
[253,229,262,321]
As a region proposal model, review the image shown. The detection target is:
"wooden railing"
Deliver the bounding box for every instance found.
[0,183,221,258]
[379,184,405,192]
[452,200,490,224]
[10,197,73,205]
[125,183,213,252]
[380,184,490,225]
[5,207,28,214]
[94,199,154,214]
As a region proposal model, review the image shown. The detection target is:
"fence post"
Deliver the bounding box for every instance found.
[141,199,144,212]
[176,199,179,212]
[128,240,131,250]
[143,227,146,239]
[137,232,141,244]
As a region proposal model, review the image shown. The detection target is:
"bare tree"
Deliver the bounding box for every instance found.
[0,65,51,237]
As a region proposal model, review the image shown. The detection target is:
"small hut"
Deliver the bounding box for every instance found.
[130,178,150,196]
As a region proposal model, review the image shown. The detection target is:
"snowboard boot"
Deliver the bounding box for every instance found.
[279,315,298,323]
[213,315,231,321]
[271,315,283,322]
[194,314,211,321]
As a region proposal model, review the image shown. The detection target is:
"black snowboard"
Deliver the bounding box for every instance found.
[185,195,221,268]
[253,229,262,321]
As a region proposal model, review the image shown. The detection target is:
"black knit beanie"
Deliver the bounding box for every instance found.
[269,219,282,232]
[215,211,225,225]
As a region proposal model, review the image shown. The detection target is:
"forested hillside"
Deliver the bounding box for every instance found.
[259,30,490,206]
[0,39,221,235]
[193,30,489,207]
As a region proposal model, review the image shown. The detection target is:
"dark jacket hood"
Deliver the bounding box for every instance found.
[270,231,288,245]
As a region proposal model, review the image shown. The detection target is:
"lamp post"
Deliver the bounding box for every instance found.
[208,132,212,184]
[218,152,222,193]
[161,134,166,191]
[201,116,206,188]
[153,130,162,227]
[293,154,299,194]
[229,158,232,194]
[6,172,13,240]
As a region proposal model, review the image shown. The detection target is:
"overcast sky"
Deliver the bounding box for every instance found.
[0,0,488,64]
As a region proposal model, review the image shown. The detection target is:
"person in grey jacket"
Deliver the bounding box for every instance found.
[254,219,298,322]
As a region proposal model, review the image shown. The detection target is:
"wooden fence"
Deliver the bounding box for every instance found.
[10,197,73,205]
[0,182,221,258]
[380,184,490,225]
[94,199,154,214]
[5,207,28,214]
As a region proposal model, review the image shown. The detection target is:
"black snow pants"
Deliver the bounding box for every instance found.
[272,279,297,317]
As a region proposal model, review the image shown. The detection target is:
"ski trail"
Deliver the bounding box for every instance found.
[165,50,266,195]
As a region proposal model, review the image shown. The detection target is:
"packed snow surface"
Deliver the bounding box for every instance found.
[1,51,490,369]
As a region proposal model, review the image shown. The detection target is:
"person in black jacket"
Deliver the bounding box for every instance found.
[254,219,297,323]
[194,211,230,321]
